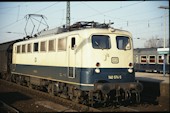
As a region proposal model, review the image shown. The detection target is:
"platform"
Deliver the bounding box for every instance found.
[135,72,169,84]
[135,72,169,97]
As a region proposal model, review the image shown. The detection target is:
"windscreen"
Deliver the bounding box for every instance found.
[116,36,131,50]
[92,35,111,49]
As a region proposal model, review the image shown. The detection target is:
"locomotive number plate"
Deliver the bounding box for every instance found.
[108,75,122,79]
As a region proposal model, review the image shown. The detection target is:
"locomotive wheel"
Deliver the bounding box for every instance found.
[130,90,140,104]
[72,96,79,103]
[11,74,16,82]
[80,98,88,105]
[135,91,140,103]
[113,102,121,108]
[48,83,54,96]
[79,94,88,105]
[16,76,21,85]
[27,82,33,89]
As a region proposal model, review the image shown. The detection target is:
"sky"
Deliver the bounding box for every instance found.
[0,1,169,48]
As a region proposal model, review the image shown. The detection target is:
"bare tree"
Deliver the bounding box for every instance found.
[166,38,169,47]
[156,38,163,47]
[144,35,169,48]
[144,35,160,48]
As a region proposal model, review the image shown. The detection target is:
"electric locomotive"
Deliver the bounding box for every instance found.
[1,21,143,106]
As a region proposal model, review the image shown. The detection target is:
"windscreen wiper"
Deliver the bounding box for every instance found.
[95,41,103,50]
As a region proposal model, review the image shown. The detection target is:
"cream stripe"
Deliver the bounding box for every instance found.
[11,72,94,87]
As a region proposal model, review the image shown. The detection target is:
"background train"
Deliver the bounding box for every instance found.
[0,21,143,106]
[134,48,169,73]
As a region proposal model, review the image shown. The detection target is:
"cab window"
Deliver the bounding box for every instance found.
[92,35,111,49]
[116,36,131,50]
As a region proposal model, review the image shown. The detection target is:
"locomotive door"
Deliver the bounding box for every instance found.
[67,35,77,78]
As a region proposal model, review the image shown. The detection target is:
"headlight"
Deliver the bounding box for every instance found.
[95,68,100,73]
[128,68,133,73]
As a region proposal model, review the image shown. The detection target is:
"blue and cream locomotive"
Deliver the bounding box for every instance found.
[1,21,143,106]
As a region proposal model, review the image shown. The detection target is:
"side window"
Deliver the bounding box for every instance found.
[140,55,147,64]
[49,39,55,51]
[34,42,39,52]
[17,45,21,53]
[158,55,163,64]
[27,43,32,53]
[22,44,26,53]
[71,37,76,50]
[58,38,66,51]
[40,41,46,52]
[149,55,156,64]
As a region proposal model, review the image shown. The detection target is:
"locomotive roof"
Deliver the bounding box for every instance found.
[36,27,132,38]
[14,27,132,45]
[9,21,133,45]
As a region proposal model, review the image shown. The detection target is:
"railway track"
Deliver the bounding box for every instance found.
[0,79,168,112]
[0,100,20,113]
[0,79,140,112]
[99,106,140,112]
[0,79,100,112]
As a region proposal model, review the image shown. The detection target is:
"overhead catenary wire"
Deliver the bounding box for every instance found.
[0,1,169,44]
[16,5,20,22]
[77,1,168,29]
[80,2,103,15]
[74,1,144,22]
[0,2,59,31]
[114,14,169,29]
[0,17,25,30]
[0,1,147,31]
[34,2,60,13]
[135,26,165,35]
[0,6,18,9]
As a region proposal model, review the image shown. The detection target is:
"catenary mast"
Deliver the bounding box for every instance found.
[66,1,70,28]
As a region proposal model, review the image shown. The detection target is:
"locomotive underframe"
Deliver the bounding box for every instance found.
[9,73,143,106]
